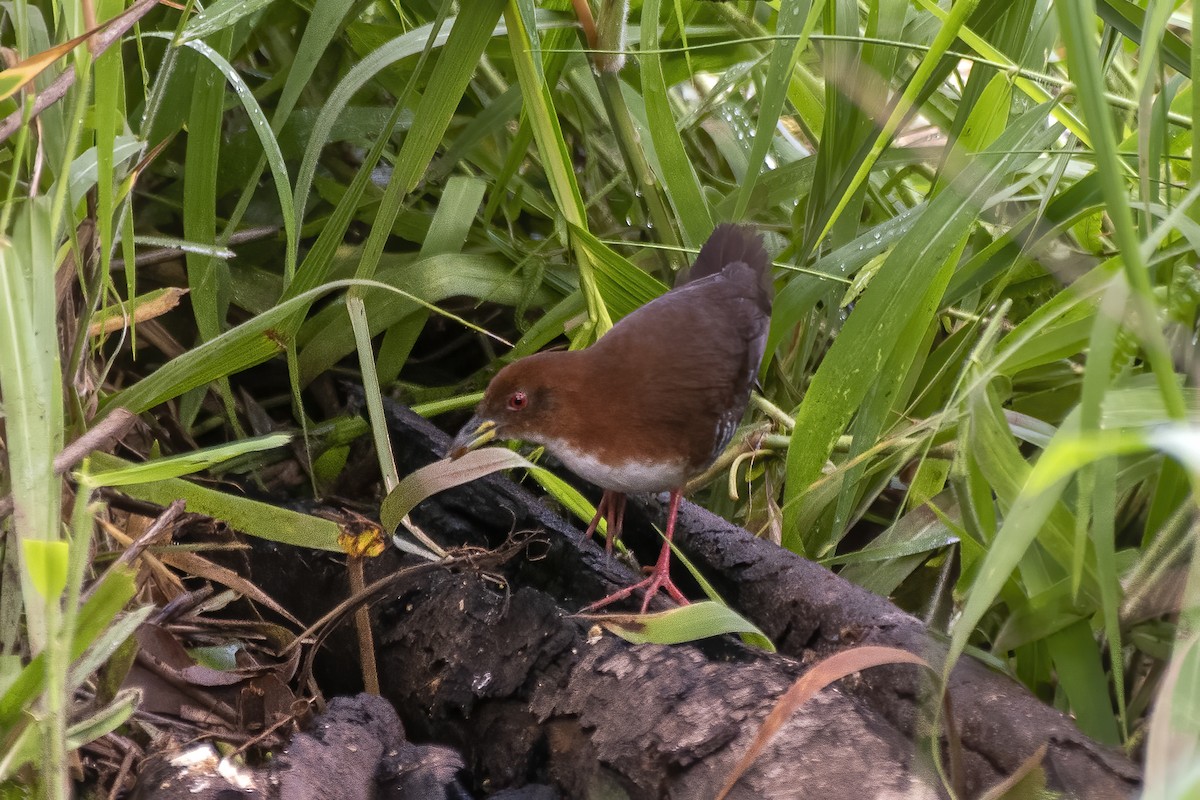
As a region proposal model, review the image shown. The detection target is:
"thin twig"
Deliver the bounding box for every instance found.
[85,499,185,600]
[348,557,380,695]
[58,409,139,470]
[0,408,138,520]
[105,741,136,800]
[0,0,162,144]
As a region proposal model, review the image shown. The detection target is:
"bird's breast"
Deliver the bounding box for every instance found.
[540,437,690,494]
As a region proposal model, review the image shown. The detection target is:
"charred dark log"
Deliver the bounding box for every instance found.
[672,501,1142,798]
[231,396,1139,799]
[133,694,472,800]
[375,570,945,799]
[366,398,1139,800]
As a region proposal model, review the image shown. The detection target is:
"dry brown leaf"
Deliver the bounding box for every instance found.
[156,548,303,628]
[716,645,932,800]
[101,518,186,598]
[88,287,189,336]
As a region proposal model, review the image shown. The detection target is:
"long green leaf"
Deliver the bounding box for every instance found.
[639,0,712,246]
[730,0,817,219]
[0,199,61,649]
[505,2,611,333]
[88,453,344,552]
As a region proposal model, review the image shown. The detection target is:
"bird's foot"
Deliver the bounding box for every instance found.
[580,560,689,614]
[582,489,687,614]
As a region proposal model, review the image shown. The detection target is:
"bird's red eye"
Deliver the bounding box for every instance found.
[507,391,528,411]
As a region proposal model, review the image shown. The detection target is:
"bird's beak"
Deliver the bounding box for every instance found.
[448,415,498,459]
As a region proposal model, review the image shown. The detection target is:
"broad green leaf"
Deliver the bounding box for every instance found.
[0,567,138,727]
[21,540,68,599]
[584,601,771,647]
[88,453,343,552]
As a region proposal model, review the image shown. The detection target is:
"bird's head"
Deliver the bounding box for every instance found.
[448,351,572,459]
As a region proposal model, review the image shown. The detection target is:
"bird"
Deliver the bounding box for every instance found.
[449,224,772,613]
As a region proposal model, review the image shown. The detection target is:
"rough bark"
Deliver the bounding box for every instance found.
[133,694,472,800]
[376,569,943,799]
[672,502,1142,798]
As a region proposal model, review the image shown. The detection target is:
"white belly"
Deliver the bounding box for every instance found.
[543,439,687,493]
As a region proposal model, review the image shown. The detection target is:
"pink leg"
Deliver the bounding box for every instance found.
[584,490,626,554]
[606,493,626,554]
[584,491,609,540]
[581,489,690,614]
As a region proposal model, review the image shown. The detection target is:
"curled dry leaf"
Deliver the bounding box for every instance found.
[88,287,189,336]
[716,645,932,800]
[380,447,536,533]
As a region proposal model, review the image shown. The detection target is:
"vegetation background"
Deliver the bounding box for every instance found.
[1,0,1198,796]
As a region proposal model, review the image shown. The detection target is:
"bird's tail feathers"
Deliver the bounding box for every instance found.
[683,223,769,287]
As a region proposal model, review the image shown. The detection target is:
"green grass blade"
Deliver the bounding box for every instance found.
[1056,0,1187,422]
[181,0,277,43]
[0,199,62,648]
[816,0,983,242]
[86,434,293,486]
[505,2,611,333]
[88,453,344,551]
[730,0,817,220]
[638,0,712,246]
[169,35,297,282]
